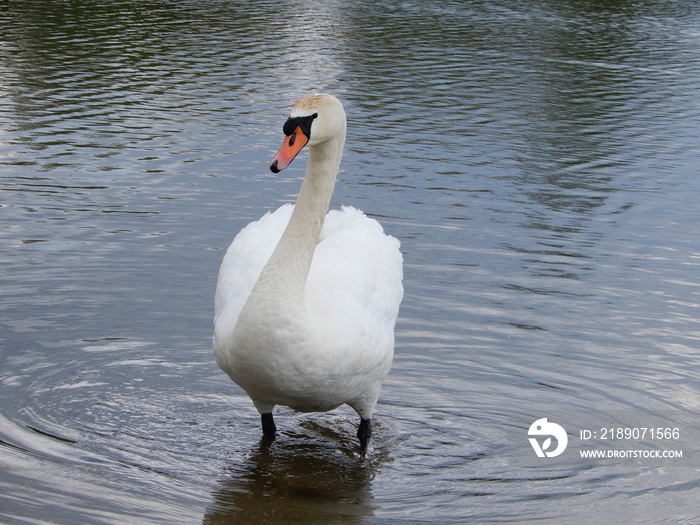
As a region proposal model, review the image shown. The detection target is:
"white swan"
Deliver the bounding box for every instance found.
[213,94,403,450]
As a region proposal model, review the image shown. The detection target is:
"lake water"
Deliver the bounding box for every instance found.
[2,1,700,523]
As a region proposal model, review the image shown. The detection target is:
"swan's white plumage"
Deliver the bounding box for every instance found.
[213,205,402,410]
[214,204,295,330]
[212,94,403,442]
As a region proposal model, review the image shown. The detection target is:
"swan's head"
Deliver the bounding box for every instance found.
[270,93,346,173]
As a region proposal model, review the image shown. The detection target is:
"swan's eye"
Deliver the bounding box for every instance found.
[283,113,317,139]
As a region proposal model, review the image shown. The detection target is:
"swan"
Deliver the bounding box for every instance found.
[213,93,403,450]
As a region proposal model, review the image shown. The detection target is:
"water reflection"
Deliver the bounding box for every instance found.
[204,421,384,524]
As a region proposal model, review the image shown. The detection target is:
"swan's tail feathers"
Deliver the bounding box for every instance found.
[358,418,372,451]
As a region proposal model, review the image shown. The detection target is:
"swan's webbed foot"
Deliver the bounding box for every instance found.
[357,418,372,451]
[261,412,276,438]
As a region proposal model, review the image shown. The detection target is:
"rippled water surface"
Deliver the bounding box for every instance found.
[2,1,700,523]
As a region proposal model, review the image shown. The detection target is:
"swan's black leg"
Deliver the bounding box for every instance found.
[357,418,372,451]
[261,412,276,437]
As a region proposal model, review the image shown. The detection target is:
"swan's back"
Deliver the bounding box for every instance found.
[308,206,403,348]
[214,204,403,351]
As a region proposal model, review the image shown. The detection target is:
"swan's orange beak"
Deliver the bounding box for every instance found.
[270,127,308,173]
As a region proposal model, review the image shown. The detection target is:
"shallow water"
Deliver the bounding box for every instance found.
[2,1,700,523]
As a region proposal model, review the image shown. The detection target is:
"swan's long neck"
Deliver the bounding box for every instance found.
[254,133,345,305]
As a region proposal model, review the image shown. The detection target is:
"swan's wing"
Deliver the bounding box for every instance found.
[214,204,294,326]
[307,206,404,345]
